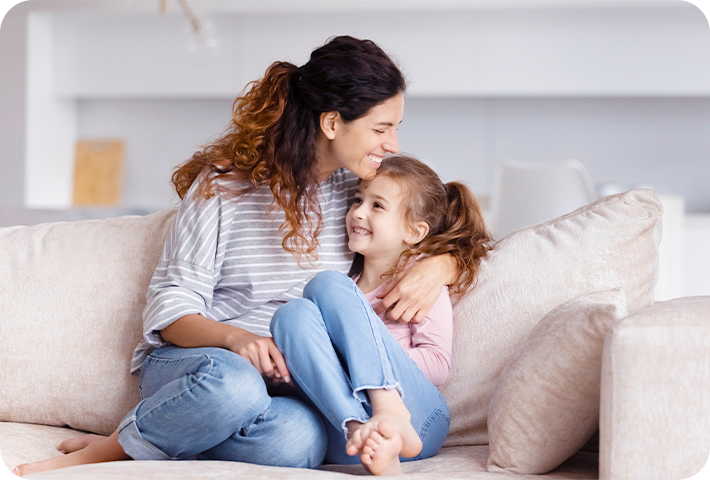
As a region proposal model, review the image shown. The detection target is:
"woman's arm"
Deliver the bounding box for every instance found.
[161,314,290,383]
[375,253,458,323]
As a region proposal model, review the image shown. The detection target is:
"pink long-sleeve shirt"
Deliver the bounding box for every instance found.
[359,280,453,387]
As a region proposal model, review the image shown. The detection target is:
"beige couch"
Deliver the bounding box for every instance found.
[1,189,708,480]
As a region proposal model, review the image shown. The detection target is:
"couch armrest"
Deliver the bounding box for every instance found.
[600,297,710,480]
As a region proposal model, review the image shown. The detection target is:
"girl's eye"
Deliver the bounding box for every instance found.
[374,202,384,209]
[352,197,362,204]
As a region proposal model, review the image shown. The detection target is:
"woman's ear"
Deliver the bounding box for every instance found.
[407,222,430,245]
[319,111,340,140]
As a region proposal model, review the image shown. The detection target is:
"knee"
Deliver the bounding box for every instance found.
[201,350,269,418]
[303,270,351,302]
[268,397,327,468]
[270,298,321,345]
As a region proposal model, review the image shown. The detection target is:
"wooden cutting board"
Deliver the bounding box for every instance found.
[72,139,124,206]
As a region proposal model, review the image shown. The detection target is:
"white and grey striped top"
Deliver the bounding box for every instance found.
[131,168,358,373]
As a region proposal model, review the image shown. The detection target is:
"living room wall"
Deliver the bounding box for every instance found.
[1,0,710,212]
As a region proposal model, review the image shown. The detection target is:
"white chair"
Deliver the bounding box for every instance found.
[488,160,598,239]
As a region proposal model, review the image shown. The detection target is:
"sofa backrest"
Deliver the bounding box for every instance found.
[0,189,662,442]
[0,207,177,435]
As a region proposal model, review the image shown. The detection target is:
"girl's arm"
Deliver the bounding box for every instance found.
[161,314,290,382]
[375,253,458,323]
[405,287,454,387]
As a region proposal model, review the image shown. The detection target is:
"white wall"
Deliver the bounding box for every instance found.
[2,1,710,212]
[76,96,710,212]
[0,3,26,208]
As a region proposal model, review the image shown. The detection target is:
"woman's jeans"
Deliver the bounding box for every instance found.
[270,271,450,465]
[116,345,326,468]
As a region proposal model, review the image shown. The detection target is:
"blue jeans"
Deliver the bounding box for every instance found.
[270,271,450,465]
[116,345,326,468]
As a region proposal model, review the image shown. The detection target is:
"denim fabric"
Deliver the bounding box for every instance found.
[270,271,450,465]
[117,345,326,468]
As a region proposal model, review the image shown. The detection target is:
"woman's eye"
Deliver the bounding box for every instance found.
[374,129,385,134]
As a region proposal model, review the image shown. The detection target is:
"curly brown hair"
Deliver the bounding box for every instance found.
[171,36,405,265]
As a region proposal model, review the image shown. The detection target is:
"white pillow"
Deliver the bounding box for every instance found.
[487,288,627,474]
[0,208,177,435]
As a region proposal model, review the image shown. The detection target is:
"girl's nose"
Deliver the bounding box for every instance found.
[351,203,366,218]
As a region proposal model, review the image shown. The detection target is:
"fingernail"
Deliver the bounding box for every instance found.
[285,377,290,384]
[274,372,281,378]
[59,449,67,454]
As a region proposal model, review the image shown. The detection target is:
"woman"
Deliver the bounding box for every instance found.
[14,35,458,476]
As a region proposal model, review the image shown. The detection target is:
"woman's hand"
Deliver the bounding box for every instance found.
[161,314,291,384]
[227,330,291,384]
[375,254,458,323]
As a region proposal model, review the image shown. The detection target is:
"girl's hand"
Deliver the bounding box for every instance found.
[375,254,458,323]
[228,330,291,384]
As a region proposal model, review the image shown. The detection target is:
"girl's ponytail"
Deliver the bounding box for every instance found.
[437,182,492,296]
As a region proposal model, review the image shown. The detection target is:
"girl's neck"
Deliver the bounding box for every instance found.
[356,253,402,294]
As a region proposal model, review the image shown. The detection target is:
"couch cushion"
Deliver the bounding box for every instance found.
[0,422,599,480]
[486,288,627,474]
[440,189,662,446]
[0,208,177,435]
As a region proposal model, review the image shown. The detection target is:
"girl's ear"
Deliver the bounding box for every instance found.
[319,111,340,140]
[407,222,429,245]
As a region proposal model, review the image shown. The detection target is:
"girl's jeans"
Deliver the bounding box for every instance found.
[116,345,326,467]
[270,270,450,465]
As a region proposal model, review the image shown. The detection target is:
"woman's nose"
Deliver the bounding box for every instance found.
[383,130,399,154]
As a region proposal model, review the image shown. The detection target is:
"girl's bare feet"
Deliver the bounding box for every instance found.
[57,434,107,454]
[360,422,407,475]
[345,389,422,476]
[13,431,130,476]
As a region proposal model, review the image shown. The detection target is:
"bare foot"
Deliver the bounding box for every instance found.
[346,412,421,475]
[57,434,107,454]
[346,390,421,457]
[13,431,129,476]
[360,422,405,475]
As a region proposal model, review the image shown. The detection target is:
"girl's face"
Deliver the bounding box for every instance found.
[318,94,404,181]
[346,175,419,262]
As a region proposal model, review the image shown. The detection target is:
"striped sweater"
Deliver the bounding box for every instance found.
[131,168,358,373]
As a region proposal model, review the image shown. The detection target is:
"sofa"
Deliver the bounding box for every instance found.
[1,188,708,480]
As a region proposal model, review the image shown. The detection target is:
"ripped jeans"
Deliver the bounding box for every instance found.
[270,271,450,465]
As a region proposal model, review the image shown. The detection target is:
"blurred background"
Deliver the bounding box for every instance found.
[1,0,709,298]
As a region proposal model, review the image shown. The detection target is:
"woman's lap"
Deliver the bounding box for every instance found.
[118,345,326,468]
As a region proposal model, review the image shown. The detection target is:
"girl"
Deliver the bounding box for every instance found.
[14,37,461,476]
[270,155,492,475]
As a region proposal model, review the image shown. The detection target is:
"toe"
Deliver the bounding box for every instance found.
[378,420,396,440]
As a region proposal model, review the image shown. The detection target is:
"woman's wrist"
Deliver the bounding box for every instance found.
[433,253,459,285]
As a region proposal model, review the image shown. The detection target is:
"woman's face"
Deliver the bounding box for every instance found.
[318,94,404,181]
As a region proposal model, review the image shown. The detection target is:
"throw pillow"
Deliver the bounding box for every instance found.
[0,207,177,435]
[440,189,661,446]
[486,288,628,474]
